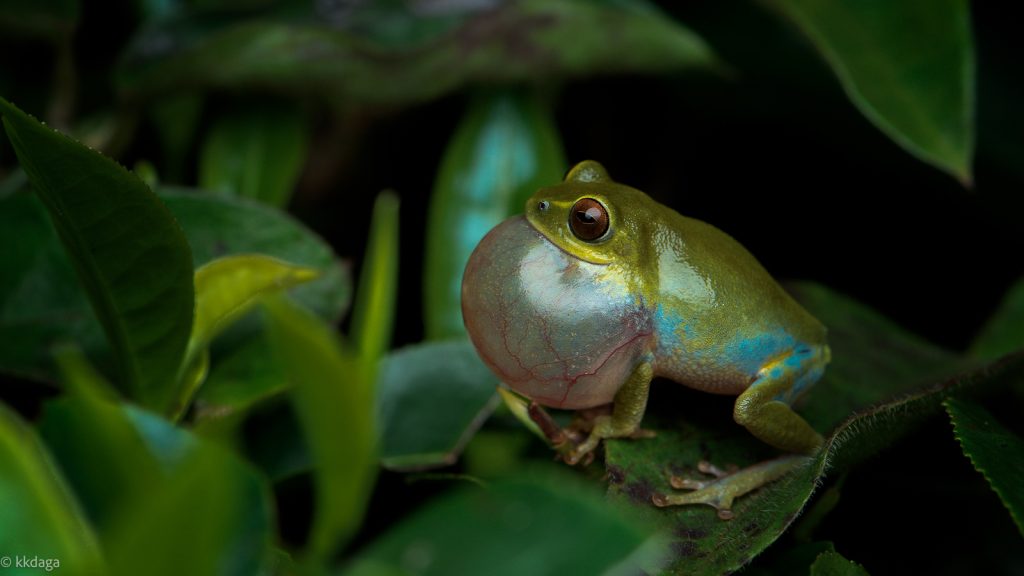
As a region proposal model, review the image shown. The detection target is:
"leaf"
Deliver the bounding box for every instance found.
[38,347,162,533]
[264,297,377,562]
[148,91,204,182]
[38,349,274,576]
[340,472,665,576]
[198,98,309,207]
[194,331,289,422]
[945,396,1024,537]
[0,188,349,383]
[970,277,1024,361]
[116,0,717,106]
[603,282,1000,575]
[424,89,566,340]
[378,340,500,470]
[768,0,974,183]
[163,189,351,324]
[809,550,871,576]
[105,431,274,576]
[0,97,194,411]
[0,402,103,575]
[350,191,399,361]
[188,254,319,366]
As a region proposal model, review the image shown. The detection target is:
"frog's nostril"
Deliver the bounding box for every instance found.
[538,200,550,211]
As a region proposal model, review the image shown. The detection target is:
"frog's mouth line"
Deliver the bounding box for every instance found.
[521,214,611,267]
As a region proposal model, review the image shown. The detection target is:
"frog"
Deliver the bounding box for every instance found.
[461,160,830,518]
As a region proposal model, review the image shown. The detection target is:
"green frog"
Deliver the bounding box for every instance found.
[461,160,829,518]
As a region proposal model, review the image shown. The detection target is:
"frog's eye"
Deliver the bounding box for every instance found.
[569,198,609,241]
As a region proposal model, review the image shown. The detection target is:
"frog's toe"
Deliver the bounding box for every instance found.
[628,428,657,439]
[651,455,810,520]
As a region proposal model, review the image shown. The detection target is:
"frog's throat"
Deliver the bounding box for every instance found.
[523,213,609,266]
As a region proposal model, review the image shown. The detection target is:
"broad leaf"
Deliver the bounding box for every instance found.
[341,472,664,576]
[603,283,988,574]
[194,331,289,422]
[264,297,377,562]
[199,99,308,207]
[38,347,162,533]
[0,402,103,575]
[768,0,974,183]
[105,430,273,576]
[970,277,1024,361]
[0,97,194,411]
[425,89,565,339]
[116,0,717,105]
[378,340,499,470]
[945,396,1024,536]
[0,189,349,383]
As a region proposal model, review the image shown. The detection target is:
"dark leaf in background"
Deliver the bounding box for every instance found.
[341,472,665,576]
[0,0,78,39]
[970,277,1024,361]
[0,188,349,384]
[198,98,309,207]
[424,89,565,340]
[378,339,499,471]
[767,0,975,183]
[945,395,1024,537]
[0,97,195,411]
[116,0,718,105]
[809,549,871,576]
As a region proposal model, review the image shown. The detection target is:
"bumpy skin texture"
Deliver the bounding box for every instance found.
[462,160,827,411]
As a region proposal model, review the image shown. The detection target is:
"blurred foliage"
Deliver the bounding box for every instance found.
[1,1,1023,575]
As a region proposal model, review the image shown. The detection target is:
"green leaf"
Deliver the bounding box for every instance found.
[198,99,308,207]
[425,89,566,340]
[970,278,1024,361]
[164,189,350,323]
[264,297,377,562]
[768,0,974,183]
[341,472,664,576]
[116,0,717,105]
[148,91,204,182]
[188,254,319,367]
[105,430,274,576]
[378,340,499,470]
[38,347,162,532]
[603,282,995,575]
[0,189,349,383]
[194,331,289,422]
[945,396,1024,537]
[809,550,871,576]
[0,402,103,575]
[0,97,194,411]
[350,191,399,361]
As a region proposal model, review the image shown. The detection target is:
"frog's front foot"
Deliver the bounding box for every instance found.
[651,455,810,520]
[559,416,657,466]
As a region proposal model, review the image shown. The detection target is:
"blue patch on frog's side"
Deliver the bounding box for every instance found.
[653,304,690,357]
[721,331,797,375]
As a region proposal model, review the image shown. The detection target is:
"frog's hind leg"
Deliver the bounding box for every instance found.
[733,345,829,454]
[652,455,810,520]
[651,346,828,518]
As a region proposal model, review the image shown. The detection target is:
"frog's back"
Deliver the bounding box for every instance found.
[648,208,826,395]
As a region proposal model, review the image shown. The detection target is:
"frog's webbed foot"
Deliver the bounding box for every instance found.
[652,455,809,520]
